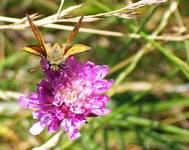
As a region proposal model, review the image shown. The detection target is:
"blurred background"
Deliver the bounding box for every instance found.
[1,0,189,149]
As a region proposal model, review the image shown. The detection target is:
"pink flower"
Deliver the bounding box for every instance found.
[18,57,113,140]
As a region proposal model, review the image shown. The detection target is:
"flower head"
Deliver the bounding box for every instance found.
[18,57,113,140]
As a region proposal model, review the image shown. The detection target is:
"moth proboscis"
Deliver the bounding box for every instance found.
[22,14,90,71]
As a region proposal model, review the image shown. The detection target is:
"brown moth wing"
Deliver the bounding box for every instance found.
[26,14,47,57]
[22,45,46,57]
[64,16,84,53]
[63,44,90,60]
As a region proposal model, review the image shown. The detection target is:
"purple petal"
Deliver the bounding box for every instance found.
[94,79,113,94]
[91,65,109,80]
[65,57,81,71]
[37,80,54,103]
[69,128,81,140]
[83,61,95,70]
[40,58,49,70]
[48,119,60,133]
[18,96,39,109]
[91,108,111,116]
[60,117,86,140]
[90,95,109,104]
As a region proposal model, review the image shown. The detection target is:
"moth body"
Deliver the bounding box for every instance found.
[45,43,66,70]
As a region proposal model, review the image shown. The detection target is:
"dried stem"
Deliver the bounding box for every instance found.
[0,0,166,37]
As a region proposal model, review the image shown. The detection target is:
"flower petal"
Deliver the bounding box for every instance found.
[29,122,45,135]
[91,65,109,80]
[18,96,39,109]
[40,58,49,70]
[94,79,113,94]
[91,108,111,116]
[60,119,82,140]
[48,119,60,133]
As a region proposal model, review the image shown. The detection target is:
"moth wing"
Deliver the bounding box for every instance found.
[63,44,90,60]
[22,45,45,57]
[26,14,47,57]
[64,16,83,52]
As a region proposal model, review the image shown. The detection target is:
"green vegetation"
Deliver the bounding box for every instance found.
[1,0,189,149]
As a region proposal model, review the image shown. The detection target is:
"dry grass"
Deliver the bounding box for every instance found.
[0,0,166,37]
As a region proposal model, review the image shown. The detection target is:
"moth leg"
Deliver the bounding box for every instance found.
[28,65,41,73]
[59,63,70,70]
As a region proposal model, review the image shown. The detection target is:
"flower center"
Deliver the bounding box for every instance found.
[53,87,78,107]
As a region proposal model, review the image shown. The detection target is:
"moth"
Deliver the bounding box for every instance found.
[22,14,90,70]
